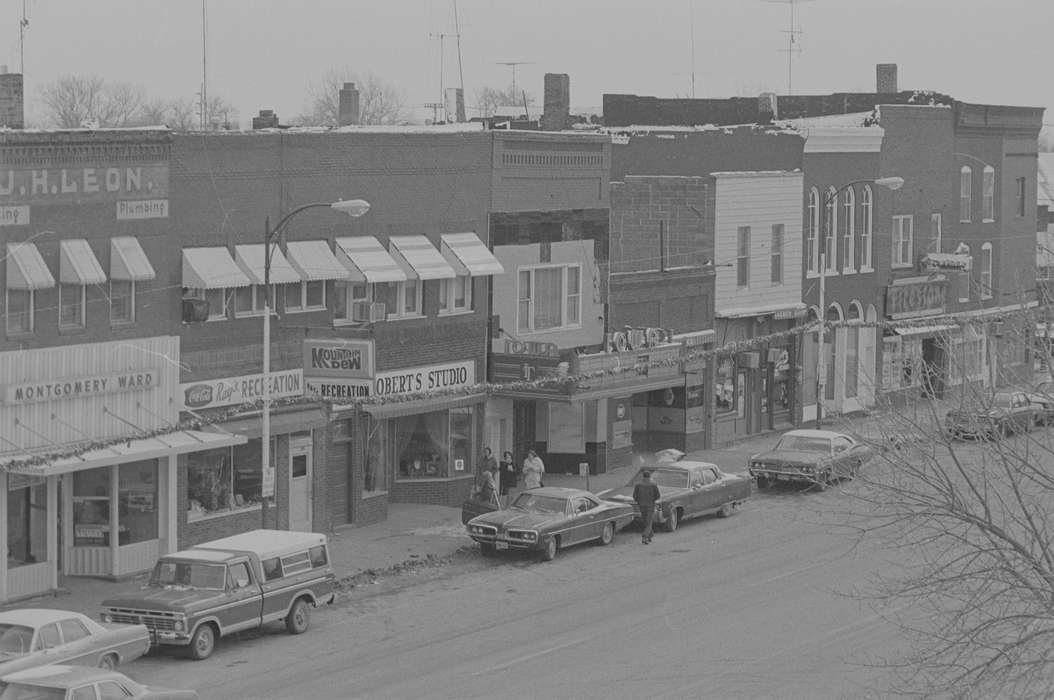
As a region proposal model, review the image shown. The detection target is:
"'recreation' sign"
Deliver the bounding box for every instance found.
[306,360,476,402]
[180,369,303,410]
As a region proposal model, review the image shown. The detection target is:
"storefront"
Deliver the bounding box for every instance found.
[0,337,244,601]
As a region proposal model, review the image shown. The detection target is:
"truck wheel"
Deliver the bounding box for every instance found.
[540,536,558,561]
[188,624,216,661]
[286,598,311,635]
[664,508,679,532]
[718,502,734,518]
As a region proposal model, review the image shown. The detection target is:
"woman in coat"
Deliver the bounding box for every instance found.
[522,450,545,490]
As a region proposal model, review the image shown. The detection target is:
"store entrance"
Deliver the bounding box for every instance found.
[289,433,312,532]
[512,401,536,471]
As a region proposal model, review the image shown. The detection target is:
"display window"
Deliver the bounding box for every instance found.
[73,468,114,547]
[715,358,736,414]
[7,480,46,567]
[393,407,475,480]
[187,439,265,520]
[119,461,158,544]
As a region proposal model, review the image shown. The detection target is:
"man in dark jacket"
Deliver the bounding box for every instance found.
[632,470,661,544]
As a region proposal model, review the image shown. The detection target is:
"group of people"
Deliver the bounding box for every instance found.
[476,447,546,507]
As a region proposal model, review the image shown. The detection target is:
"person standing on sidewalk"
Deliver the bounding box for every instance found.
[633,470,661,544]
[478,448,499,506]
[522,450,545,489]
[498,450,517,507]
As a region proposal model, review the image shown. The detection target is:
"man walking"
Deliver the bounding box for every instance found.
[632,470,661,545]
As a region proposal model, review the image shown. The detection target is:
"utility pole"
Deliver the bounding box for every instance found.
[815,252,826,428]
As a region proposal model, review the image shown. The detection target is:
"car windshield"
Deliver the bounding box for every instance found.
[0,684,65,700]
[774,435,831,453]
[992,394,1012,408]
[0,625,33,656]
[510,493,567,514]
[628,469,688,489]
[150,560,227,590]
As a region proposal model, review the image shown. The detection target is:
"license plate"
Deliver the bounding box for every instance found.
[495,541,509,550]
[776,474,789,481]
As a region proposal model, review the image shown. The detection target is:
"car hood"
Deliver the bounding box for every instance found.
[0,654,47,675]
[751,449,826,465]
[598,485,684,502]
[472,509,565,530]
[103,586,229,613]
[948,409,1004,420]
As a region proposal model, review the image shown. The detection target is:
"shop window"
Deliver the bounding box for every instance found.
[118,460,158,544]
[109,279,135,324]
[363,418,388,494]
[439,275,472,314]
[6,480,47,567]
[187,440,264,521]
[6,288,33,335]
[715,358,735,415]
[185,287,229,321]
[73,468,112,547]
[394,407,475,479]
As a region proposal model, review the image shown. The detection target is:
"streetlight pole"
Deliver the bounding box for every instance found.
[814,177,903,429]
[261,199,370,528]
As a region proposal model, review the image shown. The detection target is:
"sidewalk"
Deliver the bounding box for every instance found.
[4,415,876,616]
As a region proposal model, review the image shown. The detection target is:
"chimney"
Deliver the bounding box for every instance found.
[0,66,24,129]
[541,73,570,130]
[338,82,360,126]
[876,64,898,94]
[251,109,279,129]
[444,87,465,123]
[758,92,778,123]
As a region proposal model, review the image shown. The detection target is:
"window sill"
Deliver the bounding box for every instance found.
[5,329,33,338]
[234,312,267,319]
[507,325,583,336]
[361,490,388,499]
[333,318,368,328]
[187,503,262,523]
[438,309,473,317]
[891,263,913,269]
[284,306,327,315]
[859,266,874,274]
[841,268,856,275]
[387,313,425,322]
[982,219,995,224]
[806,271,820,279]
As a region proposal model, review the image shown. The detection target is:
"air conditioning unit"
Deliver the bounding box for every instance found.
[182,298,209,323]
[352,301,386,322]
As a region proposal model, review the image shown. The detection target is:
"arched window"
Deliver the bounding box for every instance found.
[824,187,838,272]
[807,188,819,274]
[841,187,855,272]
[845,302,862,399]
[960,166,972,222]
[982,166,995,221]
[860,186,873,270]
[980,242,993,299]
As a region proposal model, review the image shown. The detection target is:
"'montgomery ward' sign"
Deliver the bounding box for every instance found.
[3,369,160,405]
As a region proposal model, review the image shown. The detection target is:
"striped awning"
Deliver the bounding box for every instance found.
[286,240,348,281]
[110,237,156,281]
[182,247,252,289]
[234,244,301,285]
[334,237,407,283]
[389,235,456,281]
[440,233,504,276]
[59,239,107,285]
[6,242,55,290]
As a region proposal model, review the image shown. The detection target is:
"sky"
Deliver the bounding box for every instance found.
[2,0,1053,129]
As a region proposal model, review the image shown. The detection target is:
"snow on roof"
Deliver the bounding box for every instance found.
[777,112,876,129]
[1038,153,1054,207]
[710,170,801,177]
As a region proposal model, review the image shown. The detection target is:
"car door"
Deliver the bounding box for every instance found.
[567,496,595,544]
[54,617,99,666]
[33,621,64,663]
[698,468,726,512]
[830,437,853,478]
[216,559,264,634]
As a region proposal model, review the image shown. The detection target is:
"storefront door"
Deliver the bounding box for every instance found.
[289,434,312,532]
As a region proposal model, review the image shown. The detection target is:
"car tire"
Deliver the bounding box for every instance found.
[597,522,615,546]
[540,536,558,561]
[98,653,118,670]
[664,508,679,533]
[286,598,310,635]
[718,502,734,518]
[480,542,497,557]
[756,476,770,490]
[188,624,216,661]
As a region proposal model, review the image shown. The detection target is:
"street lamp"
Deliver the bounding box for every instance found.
[814,177,902,428]
[261,199,370,527]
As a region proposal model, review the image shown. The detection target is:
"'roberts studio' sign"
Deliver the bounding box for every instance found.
[3,369,160,405]
[886,278,947,319]
[306,360,476,401]
[180,369,304,410]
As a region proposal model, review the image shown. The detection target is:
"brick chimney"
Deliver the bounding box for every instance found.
[541,73,570,130]
[0,66,24,129]
[876,64,898,94]
[338,83,360,126]
[444,87,465,123]
[251,109,280,129]
[758,92,778,123]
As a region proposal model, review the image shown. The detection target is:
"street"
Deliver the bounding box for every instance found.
[125,483,912,700]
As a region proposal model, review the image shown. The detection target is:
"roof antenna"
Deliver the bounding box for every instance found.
[764,0,814,95]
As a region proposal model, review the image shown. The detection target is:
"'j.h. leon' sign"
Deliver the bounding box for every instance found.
[3,370,160,405]
[885,278,947,319]
[0,165,169,206]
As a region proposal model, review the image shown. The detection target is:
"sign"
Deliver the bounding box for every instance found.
[0,165,169,206]
[886,279,947,319]
[116,199,168,219]
[0,205,29,226]
[4,369,160,405]
[607,327,673,353]
[773,306,807,320]
[500,338,559,357]
[302,339,374,379]
[306,360,476,401]
[611,420,633,449]
[180,369,303,410]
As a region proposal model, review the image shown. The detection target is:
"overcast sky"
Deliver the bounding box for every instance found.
[3,0,1051,128]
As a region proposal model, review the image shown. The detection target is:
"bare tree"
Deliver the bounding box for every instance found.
[296,68,409,126]
[472,84,535,119]
[38,75,145,128]
[829,317,1054,698]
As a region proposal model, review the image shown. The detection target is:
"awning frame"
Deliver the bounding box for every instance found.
[110,236,156,281]
[182,247,252,290]
[59,239,107,286]
[6,242,55,291]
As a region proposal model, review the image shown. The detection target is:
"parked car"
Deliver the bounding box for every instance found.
[1026,382,1054,425]
[101,530,335,661]
[0,610,148,676]
[466,487,635,561]
[945,391,1038,439]
[749,429,874,490]
[0,664,198,700]
[597,454,752,532]
[0,666,198,695]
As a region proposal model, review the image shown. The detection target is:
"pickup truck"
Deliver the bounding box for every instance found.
[101,530,335,660]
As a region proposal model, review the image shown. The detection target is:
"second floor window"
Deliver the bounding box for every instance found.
[234,284,271,317]
[389,280,422,318]
[860,185,874,270]
[960,166,972,222]
[517,264,582,332]
[824,187,837,271]
[980,242,993,299]
[59,283,86,330]
[6,288,33,335]
[186,287,229,321]
[109,280,135,324]
[736,226,750,287]
[770,224,783,284]
[806,188,819,274]
[439,275,472,313]
[982,166,995,221]
[841,188,855,272]
[892,215,914,268]
[282,281,326,313]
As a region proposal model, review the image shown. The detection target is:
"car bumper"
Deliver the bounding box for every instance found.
[468,534,541,552]
[750,468,825,486]
[151,630,193,647]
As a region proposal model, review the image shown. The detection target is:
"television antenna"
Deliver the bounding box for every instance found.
[424,102,444,124]
[19,0,29,74]
[764,0,813,95]
[495,61,533,96]
[429,31,448,106]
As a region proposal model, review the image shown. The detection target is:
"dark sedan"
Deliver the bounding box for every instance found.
[945,391,1038,439]
[598,459,752,533]
[749,429,874,490]
[466,487,635,561]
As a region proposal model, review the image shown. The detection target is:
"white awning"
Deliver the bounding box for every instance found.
[286,240,348,281]
[334,237,407,283]
[440,233,504,276]
[110,237,156,281]
[59,239,107,285]
[0,429,247,477]
[890,324,959,337]
[389,235,456,281]
[234,244,301,285]
[182,247,252,289]
[6,242,55,290]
